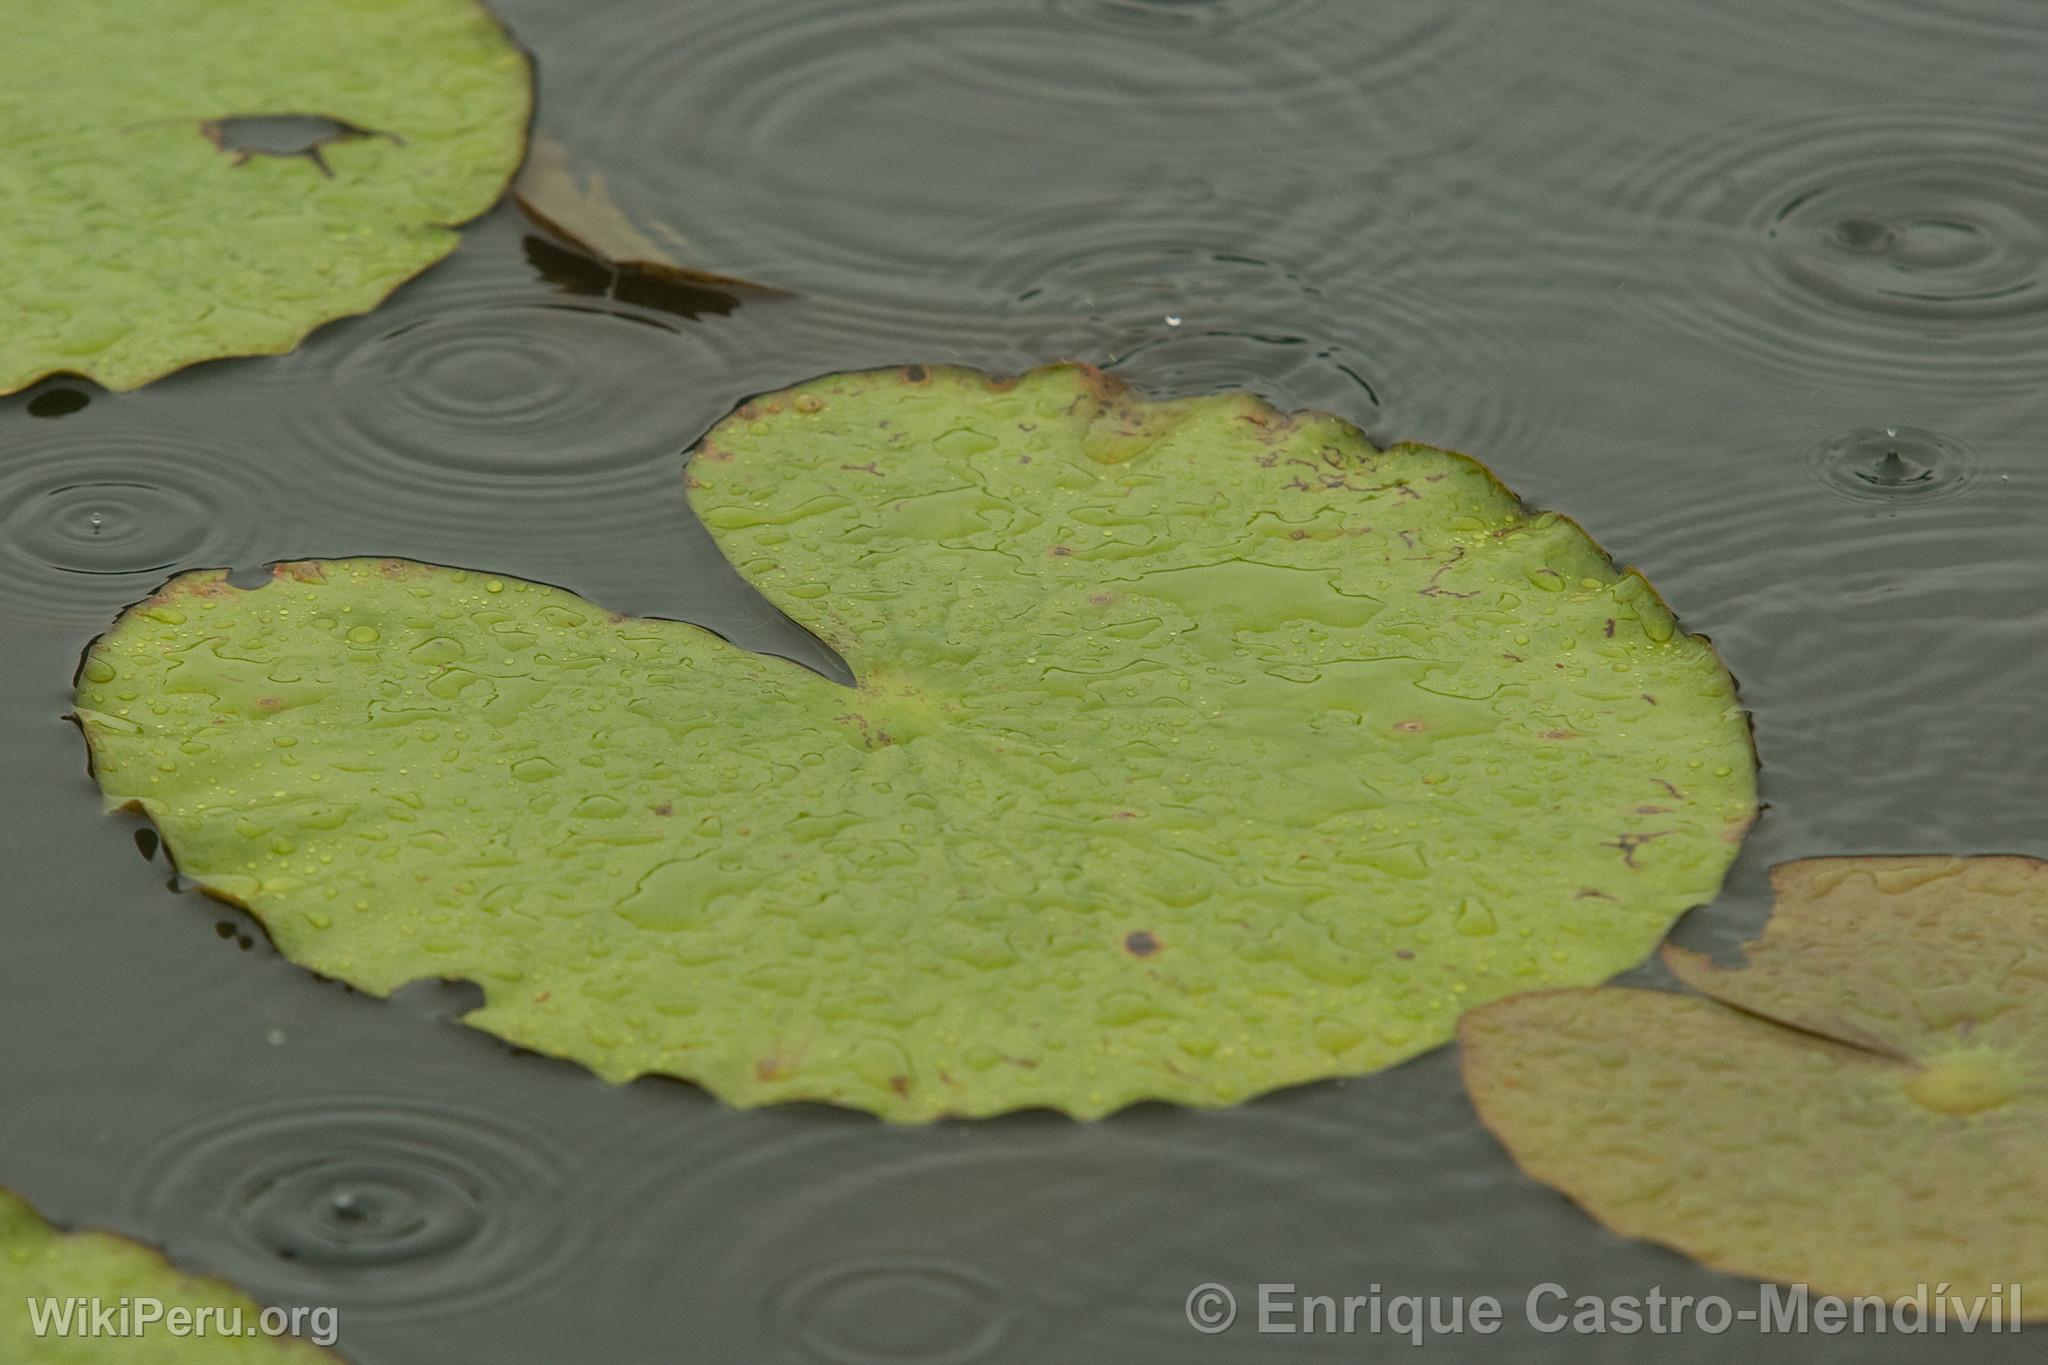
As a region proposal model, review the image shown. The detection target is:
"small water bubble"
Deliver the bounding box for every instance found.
[1163,313,1183,327]
[88,511,104,533]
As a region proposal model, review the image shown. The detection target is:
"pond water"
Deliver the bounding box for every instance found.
[3,0,2045,1360]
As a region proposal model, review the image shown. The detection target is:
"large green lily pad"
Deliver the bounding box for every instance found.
[1461,856,2048,1310]
[0,1190,335,1361]
[0,0,530,394]
[76,364,1755,1120]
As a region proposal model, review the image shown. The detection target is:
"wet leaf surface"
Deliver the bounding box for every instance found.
[0,0,530,394]
[1461,855,2048,1309]
[76,364,1755,1120]
[0,1190,335,1361]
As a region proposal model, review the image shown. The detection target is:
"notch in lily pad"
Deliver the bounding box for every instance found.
[75,364,1755,1121]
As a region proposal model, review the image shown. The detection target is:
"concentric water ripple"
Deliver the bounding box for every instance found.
[1806,424,1977,505]
[1818,0,2042,42]
[1046,0,1325,35]
[525,0,1477,311]
[121,1096,582,1319]
[583,1091,1457,1364]
[0,429,285,629]
[280,286,723,490]
[1582,429,2042,851]
[774,1256,1013,1365]
[1609,109,2048,386]
[958,198,1557,453]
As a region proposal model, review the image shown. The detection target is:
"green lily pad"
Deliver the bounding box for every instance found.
[1460,856,2048,1310]
[76,364,1755,1120]
[0,0,530,394]
[0,1190,336,1361]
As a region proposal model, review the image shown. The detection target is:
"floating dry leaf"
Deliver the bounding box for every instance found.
[0,1190,335,1361]
[1462,855,2048,1311]
[0,0,530,394]
[76,364,1754,1120]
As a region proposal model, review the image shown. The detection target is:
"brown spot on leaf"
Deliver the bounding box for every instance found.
[1392,719,1428,733]
[1542,729,1578,740]
[902,364,928,383]
[1049,544,1073,557]
[1124,930,1161,957]
[1070,362,1129,404]
[1641,693,1658,705]
[888,1075,912,1098]
[256,696,282,711]
[1394,948,1415,960]
[841,461,883,477]
[652,802,673,817]
[1575,888,1618,901]
[1604,618,1616,638]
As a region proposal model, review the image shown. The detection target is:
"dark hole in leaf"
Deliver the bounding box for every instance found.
[1124,930,1161,957]
[201,113,401,178]
[26,387,89,418]
[134,827,159,861]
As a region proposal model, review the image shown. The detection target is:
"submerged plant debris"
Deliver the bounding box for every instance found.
[1461,856,2048,1310]
[75,364,1755,1120]
[0,0,530,394]
[513,135,784,311]
[0,1190,334,1361]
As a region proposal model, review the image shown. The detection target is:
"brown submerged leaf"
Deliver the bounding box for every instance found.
[513,135,786,297]
[1461,855,2048,1312]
